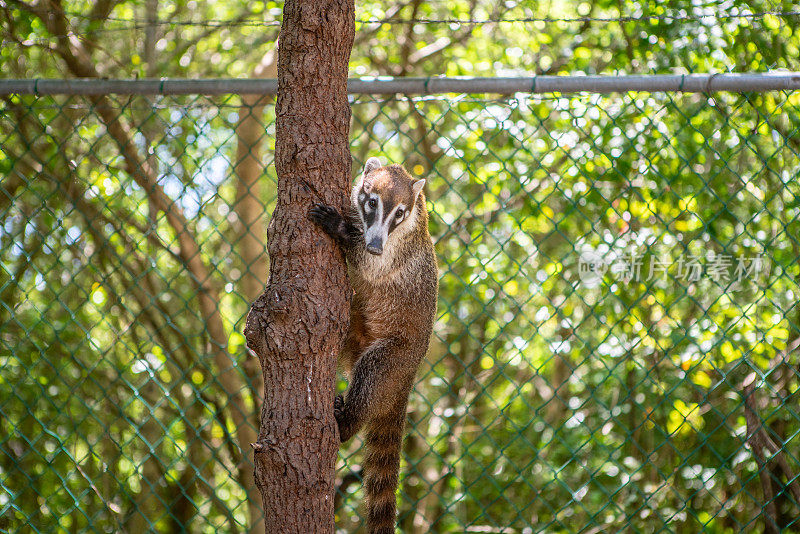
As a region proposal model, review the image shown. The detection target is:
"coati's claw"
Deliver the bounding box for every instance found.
[333,394,344,418]
[333,394,347,441]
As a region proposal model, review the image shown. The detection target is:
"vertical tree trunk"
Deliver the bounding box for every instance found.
[244,1,355,532]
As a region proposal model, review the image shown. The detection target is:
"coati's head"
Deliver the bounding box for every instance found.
[351,157,426,256]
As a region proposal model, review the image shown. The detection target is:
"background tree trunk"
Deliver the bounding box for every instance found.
[244,1,355,532]
[234,49,278,534]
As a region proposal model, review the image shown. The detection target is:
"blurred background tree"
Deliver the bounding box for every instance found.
[1,1,799,532]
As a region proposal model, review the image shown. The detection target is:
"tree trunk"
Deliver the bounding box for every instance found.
[244,1,355,532]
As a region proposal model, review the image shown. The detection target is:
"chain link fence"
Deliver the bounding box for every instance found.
[1,82,799,533]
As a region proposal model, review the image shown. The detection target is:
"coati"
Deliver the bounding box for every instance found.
[309,157,438,534]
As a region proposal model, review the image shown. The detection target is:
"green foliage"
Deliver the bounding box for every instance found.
[2,1,800,533]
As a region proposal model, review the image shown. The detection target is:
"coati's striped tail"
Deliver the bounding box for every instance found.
[363,408,405,534]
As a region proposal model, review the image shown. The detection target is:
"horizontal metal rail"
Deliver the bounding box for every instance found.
[1,73,800,95]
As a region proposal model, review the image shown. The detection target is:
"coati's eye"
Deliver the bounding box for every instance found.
[395,208,404,220]
[368,198,377,210]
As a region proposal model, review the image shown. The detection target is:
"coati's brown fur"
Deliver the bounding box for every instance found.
[309,158,438,534]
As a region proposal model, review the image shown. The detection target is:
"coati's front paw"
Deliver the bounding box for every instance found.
[309,204,342,235]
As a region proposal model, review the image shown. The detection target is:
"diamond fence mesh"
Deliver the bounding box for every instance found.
[1,86,799,533]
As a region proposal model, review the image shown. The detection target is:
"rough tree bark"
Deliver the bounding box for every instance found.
[244,1,355,532]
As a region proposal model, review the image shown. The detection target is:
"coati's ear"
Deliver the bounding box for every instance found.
[364,157,383,176]
[412,179,426,200]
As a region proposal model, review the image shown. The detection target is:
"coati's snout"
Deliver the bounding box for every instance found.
[366,237,383,255]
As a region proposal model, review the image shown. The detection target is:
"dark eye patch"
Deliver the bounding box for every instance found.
[387,205,408,234]
[381,200,396,223]
[359,195,377,226]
